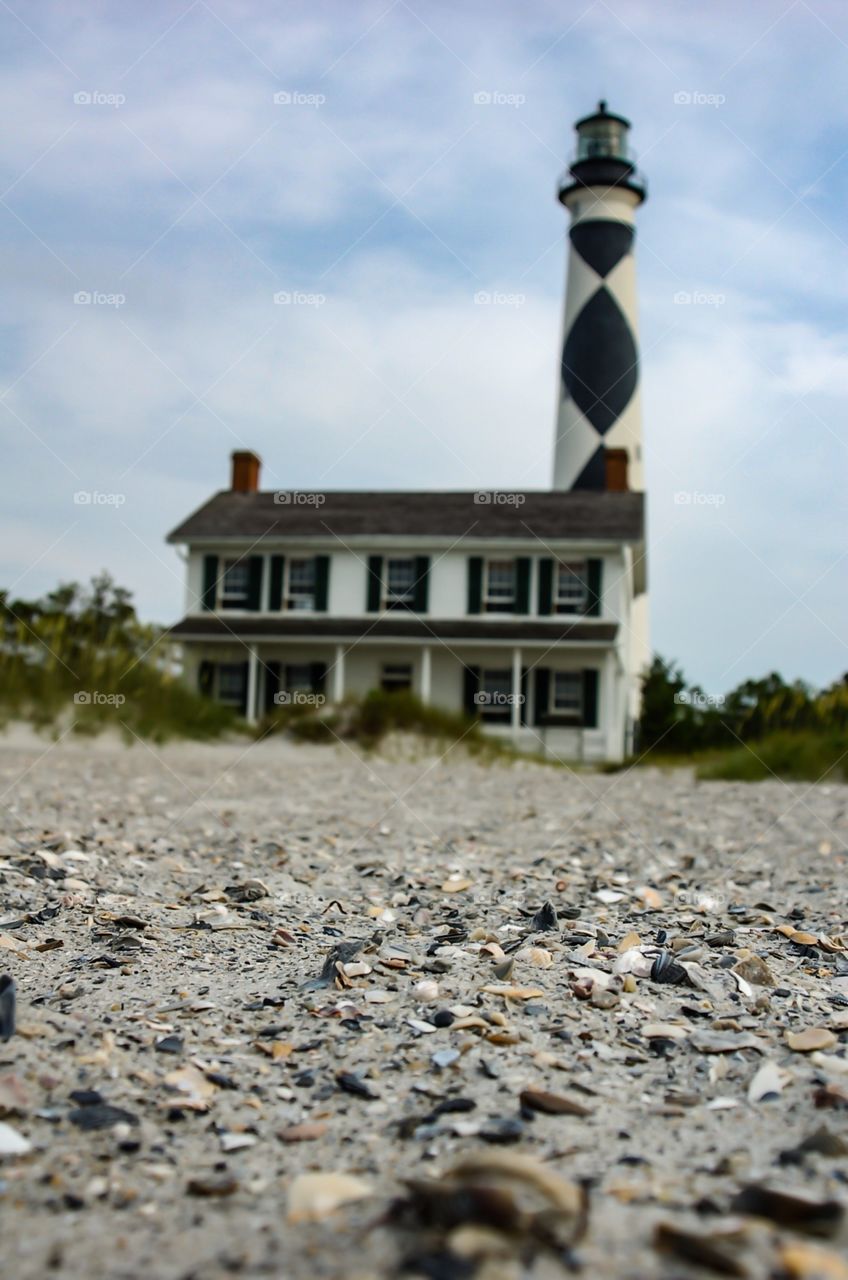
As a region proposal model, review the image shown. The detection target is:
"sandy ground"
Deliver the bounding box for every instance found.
[0,727,847,1280]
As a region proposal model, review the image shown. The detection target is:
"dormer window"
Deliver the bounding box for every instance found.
[220,559,249,608]
[286,558,316,611]
[555,561,588,614]
[484,559,516,613]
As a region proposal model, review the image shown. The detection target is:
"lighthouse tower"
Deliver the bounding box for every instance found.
[552,102,646,492]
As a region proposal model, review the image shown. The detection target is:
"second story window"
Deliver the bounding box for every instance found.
[555,561,588,613]
[221,559,249,608]
[484,559,515,612]
[286,558,316,611]
[385,557,416,608]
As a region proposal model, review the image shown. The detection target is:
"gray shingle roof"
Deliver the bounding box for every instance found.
[167,490,644,543]
[167,616,618,643]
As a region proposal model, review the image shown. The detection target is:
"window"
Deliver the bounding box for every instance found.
[555,561,588,614]
[381,663,412,693]
[218,663,246,705]
[551,672,583,716]
[220,559,249,608]
[484,559,515,612]
[286,558,316,611]
[285,664,313,691]
[385,558,415,607]
[476,668,513,720]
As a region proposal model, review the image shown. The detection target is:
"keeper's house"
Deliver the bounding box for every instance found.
[166,451,646,762]
[167,102,651,761]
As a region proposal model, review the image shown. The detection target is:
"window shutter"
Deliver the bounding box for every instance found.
[247,556,263,611]
[538,559,554,615]
[310,661,327,694]
[515,557,531,614]
[264,660,281,713]
[467,557,483,614]
[463,665,480,716]
[198,660,214,696]
[269,555,285,611]
[534,668,550,726]
[202,556,218,611]
[238,660,249,717]
[413,555,429,613]
[314,555,330,612]
[583,668,599,727]
[367,555,383,612]
[585,558,602,616]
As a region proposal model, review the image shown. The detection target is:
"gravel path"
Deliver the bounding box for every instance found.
[0,729,846,1280]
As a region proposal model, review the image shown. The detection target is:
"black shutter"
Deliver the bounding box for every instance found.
[467,557,483,614]
[310,661,327,694]
[538,559,554,615]
[463,665,480,716]
[264,660,281,713]
[413,555,429,613]
[534,668,550,726]
[314,555,330,612]
[247,556,263,611]
[237,660,249,717]
[515,557,531,614]
[367,555,383,612]
[202,555,218,611]
[586,558,602,616]
[583,668,599,727]
[198,660,214,697]
[269,555,285,610]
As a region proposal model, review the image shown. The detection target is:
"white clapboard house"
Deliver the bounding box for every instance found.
[167,102,650,761]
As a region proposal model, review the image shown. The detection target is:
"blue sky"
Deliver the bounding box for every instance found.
[1,0,846,694]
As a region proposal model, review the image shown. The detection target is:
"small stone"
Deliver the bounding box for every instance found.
[413,979,440,1003]
[731,1185,844,1237]
[287,1171,374,1222]
[155,1035,184,1055]
[519,1089,590,1117]
[0,1120,31,1156]
[69,1104,139,1131]
[187,1175,238,1197]
[279,1122,327,1143]
[531,902,558,931]
[787,1027,838,1053]
[336,1071,378,1100]
[479,1117,524,1144]
[733,955,774,987]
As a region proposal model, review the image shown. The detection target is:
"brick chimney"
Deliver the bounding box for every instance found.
[605,447,629,492]
[230,450,261,493]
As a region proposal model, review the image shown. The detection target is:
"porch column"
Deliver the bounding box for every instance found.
[511,646,522,738]
[420,645,432,705]
[246,645,259,725]
[333,644,345,702]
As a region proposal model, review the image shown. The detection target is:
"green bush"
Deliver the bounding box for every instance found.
[695,731,848,783]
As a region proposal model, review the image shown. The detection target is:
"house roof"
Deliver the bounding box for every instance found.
[167,490,644,543]
[167,615,618,644]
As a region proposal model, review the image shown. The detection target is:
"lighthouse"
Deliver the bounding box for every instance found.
[552,102,647,492]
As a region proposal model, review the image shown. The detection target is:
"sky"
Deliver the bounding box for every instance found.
[1,0,846,695]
